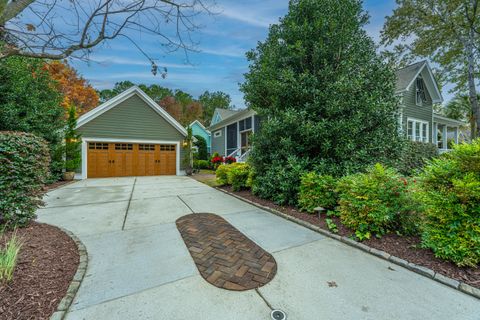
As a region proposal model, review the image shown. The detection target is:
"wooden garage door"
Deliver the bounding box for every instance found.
[87,142,176,178]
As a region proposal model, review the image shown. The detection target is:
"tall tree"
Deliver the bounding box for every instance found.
[381,0,480,138]
[241,0,403,205]
[0,1,213,74]
[98,81,136,102]
[199,91,232,125]
[444,93,479,137]
[45,61,99,115]
[0,56,64,178]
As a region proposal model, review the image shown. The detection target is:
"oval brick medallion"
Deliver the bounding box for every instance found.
[176,213,277,291]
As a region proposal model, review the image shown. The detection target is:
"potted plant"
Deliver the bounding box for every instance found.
[63,105,81,181]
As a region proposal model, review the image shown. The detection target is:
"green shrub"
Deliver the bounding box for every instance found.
[0,132,50,228]
[193,135,208,160]
[0,232,22,283]
[227,163,250,191]
[337,163,419,240]
[251,156,309,206]
[396,140,438,176]
[216,164,231,185]
[298,172,338,213]
[415,140,480,267]
[194,159,211,170]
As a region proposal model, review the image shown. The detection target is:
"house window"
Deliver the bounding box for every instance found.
[214,130,222,138]
[416,77,427,106]
[239,117,252,131]
[407,118,429,142]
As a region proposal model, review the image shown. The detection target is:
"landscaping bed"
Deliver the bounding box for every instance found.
[220,185,480,290]
[0,222,79,320]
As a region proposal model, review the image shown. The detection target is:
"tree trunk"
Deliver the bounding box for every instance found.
[466,33,479,140]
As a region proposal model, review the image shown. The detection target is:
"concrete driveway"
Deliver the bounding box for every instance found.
[37,176,479,320]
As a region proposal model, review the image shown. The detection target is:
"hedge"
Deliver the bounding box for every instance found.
[396,140,438,176]
[0,131,50,228]
[415,139,480,267]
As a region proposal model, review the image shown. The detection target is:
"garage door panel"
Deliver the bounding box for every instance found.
[87,142,176,178]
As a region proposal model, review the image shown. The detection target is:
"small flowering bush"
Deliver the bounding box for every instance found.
[224,156,236,164]
[336,163,420,240]
[211,155,224,169]
[298,172,338,213]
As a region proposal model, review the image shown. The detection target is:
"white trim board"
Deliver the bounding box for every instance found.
[76,86,187,137]
[80,137,182,179]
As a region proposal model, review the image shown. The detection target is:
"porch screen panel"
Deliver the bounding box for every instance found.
[226,123,238,156]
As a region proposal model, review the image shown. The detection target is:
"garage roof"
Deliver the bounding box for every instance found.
[76,86,187,136]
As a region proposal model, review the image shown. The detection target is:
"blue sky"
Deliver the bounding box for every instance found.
[72,0,399,108]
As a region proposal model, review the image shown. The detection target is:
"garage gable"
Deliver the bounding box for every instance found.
[77,86,187,140]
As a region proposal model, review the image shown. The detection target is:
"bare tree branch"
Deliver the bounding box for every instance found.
[0,0,216,68]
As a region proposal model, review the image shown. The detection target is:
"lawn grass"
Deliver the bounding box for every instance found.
[192,170,220,187]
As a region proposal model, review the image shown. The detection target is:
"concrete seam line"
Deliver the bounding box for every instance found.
[41,198,131,209]
[122,177,137,231]
[177,195,195,213]
[255,288,274,311]
[70,274,199,312]
[217,188,480,301]
[50,227,89,320]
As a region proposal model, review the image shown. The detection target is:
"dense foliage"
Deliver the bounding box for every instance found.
[298,173,338,213]
[227,163,250,191]
[396,141,438,176]
[415,140,480,267]
[337,164,419,240]
[193,135,208,160]
[44,61,99,115]
[193,159,211,170]
[64,106,82,172]
[0,132,50,229]
[242,0,402,205]
[215,163,251,191]
[0,56,64,179]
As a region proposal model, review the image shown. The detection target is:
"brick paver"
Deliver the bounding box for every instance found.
[176,213,277,291]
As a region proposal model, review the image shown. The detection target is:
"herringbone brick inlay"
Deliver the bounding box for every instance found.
[176,213,277,291]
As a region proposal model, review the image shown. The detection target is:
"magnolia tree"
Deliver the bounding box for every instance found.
[241,0,403,205]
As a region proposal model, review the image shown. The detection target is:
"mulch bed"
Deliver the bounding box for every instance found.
[220,185,480,290]
[43,180,75,192]
[176,213,277,291]
[0,222,79,320]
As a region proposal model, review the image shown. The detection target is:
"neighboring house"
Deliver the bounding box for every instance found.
[395,60,464,152]
[75,86,188,179]
[189,120,211,154]
[209,61,465,161]
[209,108,259,162]
[211,108,241,126]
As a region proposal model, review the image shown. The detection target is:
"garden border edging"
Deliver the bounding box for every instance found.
[49,228,88,320]
[216,187,480,300]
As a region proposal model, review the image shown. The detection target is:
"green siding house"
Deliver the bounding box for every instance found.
[396,61,464,151]
[75,86,187,179]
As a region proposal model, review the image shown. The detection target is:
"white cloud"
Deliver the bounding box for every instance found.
[90,55,194,69]
[218,1,287,28]
[199,46,246,58]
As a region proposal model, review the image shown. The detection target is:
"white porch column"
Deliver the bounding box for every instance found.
[454,127,459,144]
[433,123,437,145]
[442,125,447,149]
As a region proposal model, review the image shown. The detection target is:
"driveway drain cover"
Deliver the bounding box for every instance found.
[271,309,287,320]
